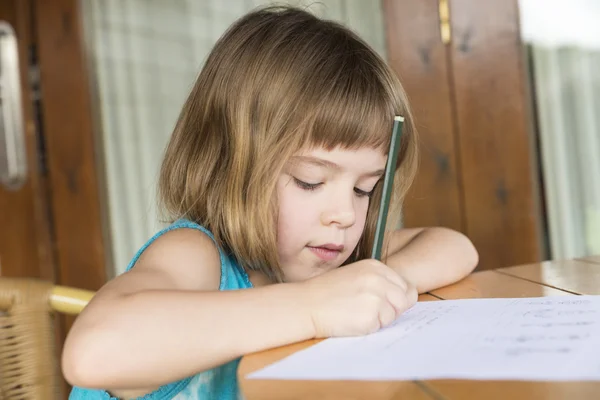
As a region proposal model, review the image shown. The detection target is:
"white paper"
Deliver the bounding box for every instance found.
[248,296,600,381]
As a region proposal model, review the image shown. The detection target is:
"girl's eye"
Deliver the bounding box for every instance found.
[294,178,322,191]
[354,187,374,198]
[293,177,374,197]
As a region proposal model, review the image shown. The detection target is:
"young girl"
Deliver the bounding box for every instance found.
[64,6,478,400]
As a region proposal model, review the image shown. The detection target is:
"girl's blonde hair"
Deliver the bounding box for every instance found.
[158,6,418,282]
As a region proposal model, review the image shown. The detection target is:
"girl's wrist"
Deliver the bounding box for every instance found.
[285,282,318,340]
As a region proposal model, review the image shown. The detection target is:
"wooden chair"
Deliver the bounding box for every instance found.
[0,278,94,399]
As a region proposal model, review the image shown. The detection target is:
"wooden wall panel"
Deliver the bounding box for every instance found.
[448,0,544,269]
[383,0,464,233]
[34,2,110,393]
[0,0,55,281]
[383,0,545,270]
[35,0,108,291]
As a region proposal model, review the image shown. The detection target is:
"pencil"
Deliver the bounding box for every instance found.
[371,115,404,260]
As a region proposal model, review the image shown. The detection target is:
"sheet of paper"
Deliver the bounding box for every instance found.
[248,296,600,381]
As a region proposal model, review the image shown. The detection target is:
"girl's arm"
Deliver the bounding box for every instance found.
[383,227,479,293]
[62,228,315,393]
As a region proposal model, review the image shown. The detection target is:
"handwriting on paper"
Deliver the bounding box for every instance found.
[249,296,600,381]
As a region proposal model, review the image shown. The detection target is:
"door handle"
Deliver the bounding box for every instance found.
[0,21,26,190]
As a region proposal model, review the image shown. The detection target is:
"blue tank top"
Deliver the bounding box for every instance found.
[69,220,254,400]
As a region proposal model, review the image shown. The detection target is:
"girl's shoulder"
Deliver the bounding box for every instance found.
[127,219,253,291]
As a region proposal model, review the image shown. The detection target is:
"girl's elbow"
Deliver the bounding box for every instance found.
[62,331,97,387]
[437,227,478,275]
[62,327,116,388]
[460,233,479,274]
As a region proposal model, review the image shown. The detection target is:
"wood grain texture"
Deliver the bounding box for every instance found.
[428,380,600,400]
[35,3,109,394]
[577,255,600,265]
[418,293,441,301]
[0,0,55,281]
[447,0,544,270]
[0,2,68,397]
[34,0,107,293]
[498,259,600,295]
[431,269,571,299]
[383,0,463,232]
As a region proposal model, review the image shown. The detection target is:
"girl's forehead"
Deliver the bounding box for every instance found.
[289,146,388,171]
[296,145,387,158]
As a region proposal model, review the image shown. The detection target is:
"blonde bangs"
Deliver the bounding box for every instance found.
[305,95,391,154]
[290,41,407,155]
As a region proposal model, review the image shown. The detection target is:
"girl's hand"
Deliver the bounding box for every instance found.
[298,259,418,338]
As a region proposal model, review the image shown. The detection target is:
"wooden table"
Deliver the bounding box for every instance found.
[238,256,600,400]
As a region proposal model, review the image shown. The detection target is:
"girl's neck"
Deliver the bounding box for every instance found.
[247,270,273,287]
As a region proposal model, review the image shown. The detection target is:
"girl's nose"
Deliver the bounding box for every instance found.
[320,195,356,228]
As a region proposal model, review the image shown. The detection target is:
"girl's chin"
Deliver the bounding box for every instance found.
[280,260,342,282]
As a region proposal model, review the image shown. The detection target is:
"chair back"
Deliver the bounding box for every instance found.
[0,278,60,399]
[0,278,94,399]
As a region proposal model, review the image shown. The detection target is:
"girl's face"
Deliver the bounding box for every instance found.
[276,146,387,282]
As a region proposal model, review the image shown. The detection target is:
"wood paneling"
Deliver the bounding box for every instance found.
[35,4,108,394]
[34,0,107,293]
[447,0,544,269]
[0,0,54,281]
[383,0,545,271]
[383,0,463,232]
[0,1,66,396]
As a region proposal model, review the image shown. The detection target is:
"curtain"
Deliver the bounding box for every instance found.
[530,46,600,259]
[520,0,600,259]
[81,0,387,275]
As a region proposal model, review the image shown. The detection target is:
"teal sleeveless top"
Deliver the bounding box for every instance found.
[69,220,254,400]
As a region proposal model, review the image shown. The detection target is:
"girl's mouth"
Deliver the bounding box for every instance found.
[307,244,343,261]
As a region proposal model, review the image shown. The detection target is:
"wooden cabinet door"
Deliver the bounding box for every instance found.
[384,0,546,270]
[0,0,54,281]
[1,1,109,396]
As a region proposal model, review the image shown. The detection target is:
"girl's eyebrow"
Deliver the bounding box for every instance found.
[290,156,385,178]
